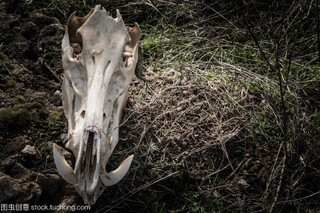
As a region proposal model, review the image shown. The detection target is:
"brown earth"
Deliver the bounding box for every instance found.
[0,0,84,208]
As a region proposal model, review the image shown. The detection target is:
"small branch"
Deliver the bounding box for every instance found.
[245,20,277,74]
[245,5,291,211]
[39,57,62,83]
[316,0,320,64]
[3,64,12,75]
[263,142,283,200]
[278,190,320,204]
[270,154,286,213]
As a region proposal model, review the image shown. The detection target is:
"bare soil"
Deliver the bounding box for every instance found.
[0,0,84,207]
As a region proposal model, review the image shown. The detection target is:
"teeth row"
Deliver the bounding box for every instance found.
[91,133,98,166]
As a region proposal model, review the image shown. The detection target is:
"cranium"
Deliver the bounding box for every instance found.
[52,5,140,205]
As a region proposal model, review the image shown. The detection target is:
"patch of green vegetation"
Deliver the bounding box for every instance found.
[0,108,30,130]
[247,110,280,144]
[49,110,65,130]
[141,24,192,72]
[13,102,42,110]
[43,51,54,60]
[0,44,9,61]
[6,79,16,88]
[224,45,262,66]
[38,141,52,155]
[0,102,43,131]
[14,95,25,104]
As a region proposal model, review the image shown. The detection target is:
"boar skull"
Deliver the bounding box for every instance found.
[53,5,140,205]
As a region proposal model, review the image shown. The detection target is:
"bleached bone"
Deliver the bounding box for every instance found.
[100,154,134,186]
[53,5,140,205]
[53,143,77,185]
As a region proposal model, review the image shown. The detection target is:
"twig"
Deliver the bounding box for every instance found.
[278,190,320,204]
[316,0,320,64]
[3,64,12,75]
[206,5,240,30]
[263,142,283,200]
[245,4,290,211]
[270,153,286,213]
[0,74,7,81]
[245,20,277,74]
[39,57,62,83]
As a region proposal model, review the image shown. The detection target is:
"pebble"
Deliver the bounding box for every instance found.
[21,145,37,156]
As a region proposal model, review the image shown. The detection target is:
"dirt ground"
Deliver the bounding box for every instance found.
[0,0,83,207]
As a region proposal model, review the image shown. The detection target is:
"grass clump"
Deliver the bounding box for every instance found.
[48,110,65,131]
[38,141,52,156]
[0,108,30,131]
[13,102,42,110]
[14,95,25,104]
[0,102,42,131]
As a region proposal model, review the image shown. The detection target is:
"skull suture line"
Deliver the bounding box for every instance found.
[52,5,140,205]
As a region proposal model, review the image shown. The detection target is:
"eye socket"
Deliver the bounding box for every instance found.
[71,43,82,58]
[80,110,86,118]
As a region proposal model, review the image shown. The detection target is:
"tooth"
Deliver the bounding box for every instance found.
[115,9,122,22]
[100,155,133,186]
[122,52,132,57]
[53,143,77,185]
[92,134,98,156]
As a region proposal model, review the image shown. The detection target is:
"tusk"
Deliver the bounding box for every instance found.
[100,155,133,187]
[53,143,77,185]
[115,9,122,22]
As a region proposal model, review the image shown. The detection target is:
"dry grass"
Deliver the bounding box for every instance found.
[97,1,320,212]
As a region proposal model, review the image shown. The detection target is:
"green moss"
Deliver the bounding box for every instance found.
[0,108,13,127]
[0,108,30,130]
[7,79,16,88]
[13,102,42,110]
[0,44,8,61]
[44,52,54,60]
[38,141,52,155]
[49,110,65,130]
[13,109,30,128]
[0,101,41,131]
[14,95,25,104]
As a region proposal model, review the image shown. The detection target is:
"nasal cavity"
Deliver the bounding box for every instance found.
[103,112,106,120]
[80,110,86,118]
[92,55,95,64]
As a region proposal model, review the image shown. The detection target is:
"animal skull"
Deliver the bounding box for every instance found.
[52,5,140,205]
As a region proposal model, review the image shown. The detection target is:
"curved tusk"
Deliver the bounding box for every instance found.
[100,155,133,187]
[115,9,122,22]
[53,143,77,185]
